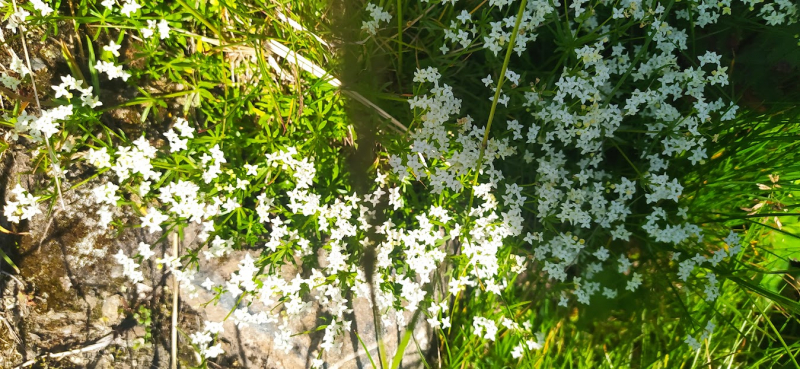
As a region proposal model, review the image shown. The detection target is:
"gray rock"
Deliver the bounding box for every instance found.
[101,295,121,322]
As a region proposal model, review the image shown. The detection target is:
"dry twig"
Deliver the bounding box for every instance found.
[13,333,114,368]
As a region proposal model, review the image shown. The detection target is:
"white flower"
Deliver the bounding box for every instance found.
[618,254,631,273]
[60,75,80,89]
[388,187,403,210]
[3,184,40,223]
[173,117,193,138]
[9,55,30,76]
[141,24,154,39]
[201,278,215,290]
[29,0,53,16]
[221,198,240,213]
[441,317,451,329]
[91,183,120,205]
[101,0,115,9]
[456,10,471,24]
[497,93,509,106]
[95,60,131,81]
[472,317,498,341]
[137,242,154,259]
[593,247,609,261]
[139,181,152,197]
[204,344,224,358]
[103,41,121,57]
[505,69,520,85]
[97,206,114,228]
[244,163,259,176]
[685,335,701,350]
[6,8,30,34]
[52,84,71,99]
[361,3,391,36]
[140,207,168,233]
[158,19,170,39]
[86,147,112,168]
[120,0,141,16]
[0,73,21,89]
[80,87,102,108]
[626,272,642,292]
[164,130,188,151]
[511,344,524,359]
[526,339,542,350]
[113,249,144,283]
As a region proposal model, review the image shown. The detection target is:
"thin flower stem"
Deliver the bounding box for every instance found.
[10,0,66,212]
[467,0,528,212]
[755,300,800,369]
[451,0,529,340]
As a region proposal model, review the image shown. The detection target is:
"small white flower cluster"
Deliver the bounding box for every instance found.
[29,0,54,16]
[683,0,798,27]
[0,72,21,90]
[675,230,741,302]
[382,0,744,338]
[181,146,468,361]
[204,236,233,259]
[92,182,120,206]
[51,75,101,108]
[141,19,170,39]
[361,3,391,36]
[95,60,131,81]
[685,321,715,350]
[757,0,798,25]
[472,317,499,341]
[83,136,162,234]
[440,17,476,54]
[113,249,144,283]
[3,184,41,223]
[157,180,219,223]
[119,0,141,16]
[225,254,280,322]
[200,144,227,183]
[140,207,169,233]
[164,117,193,152]
[189,321,225,359]
[5,8,30,33]
[137,242,155,259]
[103,41,122,57]
[482,0,557,56]
[12,105,73,141]
[511,332,544,358]
[85,136,160,183]
[425,300,451,329]
[156,250,199,298]
[8,55,30,78]
[266,147,315,189]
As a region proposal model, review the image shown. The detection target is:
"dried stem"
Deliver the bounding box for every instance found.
[171,232,179,369]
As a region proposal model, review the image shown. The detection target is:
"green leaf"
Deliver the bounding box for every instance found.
[86,35,100,93]
[0,247,19,273]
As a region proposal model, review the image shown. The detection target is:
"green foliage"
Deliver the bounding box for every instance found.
[2,0,800,367]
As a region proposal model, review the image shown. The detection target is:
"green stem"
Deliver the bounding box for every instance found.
[754,300,800,369]
[397,0,403,91]
[467,0,529,211]
[390,307,421,369]
[175,0,226,42]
